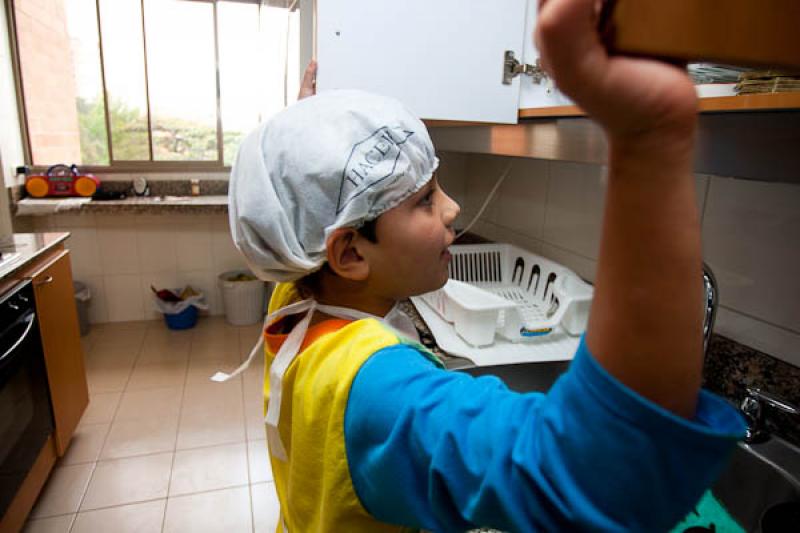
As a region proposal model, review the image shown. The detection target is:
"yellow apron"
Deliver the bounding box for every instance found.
[260,283,438,532]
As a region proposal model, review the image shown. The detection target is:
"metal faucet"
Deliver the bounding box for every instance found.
[702,263,717,357]
[702,265,800,444]
[740,388,800,443]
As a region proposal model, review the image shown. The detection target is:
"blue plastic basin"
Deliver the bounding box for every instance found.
[164,305,198,330]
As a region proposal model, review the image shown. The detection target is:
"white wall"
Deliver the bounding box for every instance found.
[24,212,249,323]
[438,152,800,368]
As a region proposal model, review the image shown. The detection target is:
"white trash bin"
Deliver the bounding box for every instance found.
[219,271,268,326]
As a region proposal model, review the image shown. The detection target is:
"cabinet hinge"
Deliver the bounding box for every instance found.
[502,50,546,85]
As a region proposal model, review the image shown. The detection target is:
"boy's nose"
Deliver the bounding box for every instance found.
[441,192,461,228]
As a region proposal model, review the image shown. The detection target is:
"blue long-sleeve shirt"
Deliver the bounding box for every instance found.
[344,337,746,532]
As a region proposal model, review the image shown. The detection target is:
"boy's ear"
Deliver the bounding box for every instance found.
[326,228,370,281]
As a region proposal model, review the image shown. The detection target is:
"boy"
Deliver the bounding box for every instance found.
[228,0,746,530]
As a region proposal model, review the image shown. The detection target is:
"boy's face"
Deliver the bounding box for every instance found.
[363,177,460,300]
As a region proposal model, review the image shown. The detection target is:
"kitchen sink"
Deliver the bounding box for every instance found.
[456,360,571,393]
[456,362,800,531]
[715,438,800,531]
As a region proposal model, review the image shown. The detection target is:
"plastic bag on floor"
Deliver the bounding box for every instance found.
[152,287,209,315]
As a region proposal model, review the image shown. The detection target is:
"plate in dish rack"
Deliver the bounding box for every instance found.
[410,296,579,366]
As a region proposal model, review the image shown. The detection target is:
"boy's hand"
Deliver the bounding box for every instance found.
[535,0,697,143]
[298,60,317,100]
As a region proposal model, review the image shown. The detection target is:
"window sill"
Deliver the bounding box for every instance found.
[14,195,228,216]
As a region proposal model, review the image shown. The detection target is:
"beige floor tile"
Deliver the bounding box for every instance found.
[251,482,281,533]
[115,387,183,422]
[243,365,264,398]
[72,499,165,533]
[189,342,241,362]
[80,336,96,357]
[85,362,134,394]
[190,323,240,360]
[86,341,140,362]
[238,325,264,353]
[238,337,264,363]
[138,330,192,365]
[87,334,143,362]
[245,406,266,442]
[169,443,249,496]
[30,464,94,518]
[95,320,150,335]
[247,440,272,484]
[243,376,263,412]
[59,423,109,465]
[80,393,121,425]
[176,411,246,450]
[101,417,179,460]
[96,345,143,362]
[127,361,187,390]
[81,453,173,511]
[23,514,74,533]
[181,381,243,417]
[92,322,149,345]
[142,326,193,346]
[136,347,190,366]
[163,486,252,533]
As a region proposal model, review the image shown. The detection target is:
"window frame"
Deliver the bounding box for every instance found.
[7,0,270,173]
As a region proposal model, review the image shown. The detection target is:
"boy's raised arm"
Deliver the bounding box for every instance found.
[536,0,703,417]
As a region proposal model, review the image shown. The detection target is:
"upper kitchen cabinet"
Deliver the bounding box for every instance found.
[314,0,800,123]
[316,0,531,124]
[604,0,800,114]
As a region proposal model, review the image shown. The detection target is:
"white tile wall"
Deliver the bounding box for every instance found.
[442,152,799,366]
[702,177,800,365]
[32,212,248,324]
[702,178,800,331]
[136,216,180,274]
[543,162,605,260]
[97,215,141,276]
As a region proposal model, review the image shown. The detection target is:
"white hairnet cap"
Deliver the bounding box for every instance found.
[229,90,439,282]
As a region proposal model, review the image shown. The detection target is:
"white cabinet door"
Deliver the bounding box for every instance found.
[317,0,528,124]
[518,0,573,110]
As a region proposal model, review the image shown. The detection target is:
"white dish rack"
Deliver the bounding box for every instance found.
[417,244,593,348]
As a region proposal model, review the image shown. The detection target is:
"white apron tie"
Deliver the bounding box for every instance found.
[211,299,419,461]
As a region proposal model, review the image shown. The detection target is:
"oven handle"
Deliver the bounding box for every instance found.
[0,312,36,365]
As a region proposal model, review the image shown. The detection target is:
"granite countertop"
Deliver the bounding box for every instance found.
[0,232,70,282]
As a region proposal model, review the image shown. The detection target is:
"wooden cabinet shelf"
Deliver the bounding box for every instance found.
[428,93,800,126]
[518,92,800,120]
[697,93,800,113]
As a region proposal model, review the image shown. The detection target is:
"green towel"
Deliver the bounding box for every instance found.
[670,490,744,533]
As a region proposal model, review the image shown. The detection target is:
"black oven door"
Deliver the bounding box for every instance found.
[0,281,55,518]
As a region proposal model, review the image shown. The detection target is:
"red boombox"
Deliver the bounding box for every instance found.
[25,164,100,198]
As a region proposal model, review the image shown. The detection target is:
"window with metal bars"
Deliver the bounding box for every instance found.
[9,0,299,171]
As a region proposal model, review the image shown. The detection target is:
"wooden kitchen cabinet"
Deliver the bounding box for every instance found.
[21,248,89,456]
[314,0,800,123]
[606,0,800,73]
[0,244,89,532]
